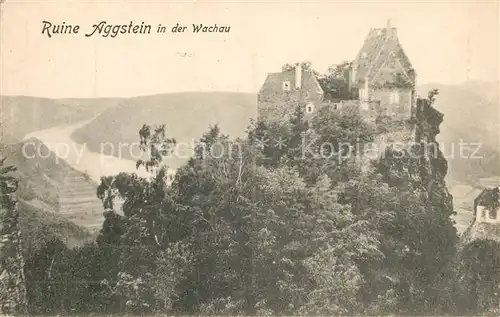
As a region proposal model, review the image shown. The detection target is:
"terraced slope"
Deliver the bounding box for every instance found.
[59,167,104,231]
[0,138,104,231]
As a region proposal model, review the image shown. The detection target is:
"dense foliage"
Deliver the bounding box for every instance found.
[3,90,500,315]
[0,157,27,314]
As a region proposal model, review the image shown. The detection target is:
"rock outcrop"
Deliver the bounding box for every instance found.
[414,98,454,213]
[374,97,454,217]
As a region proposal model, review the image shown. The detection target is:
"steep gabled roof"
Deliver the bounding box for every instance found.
[259,69,323,97]
[475,187,500,210]
[352,26,414,86]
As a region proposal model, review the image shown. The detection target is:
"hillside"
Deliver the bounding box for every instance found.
[417,82,499,183]
[0,95,122,143]
[18,200,95,258]
[0,138,104,231]
[71,92,258,167]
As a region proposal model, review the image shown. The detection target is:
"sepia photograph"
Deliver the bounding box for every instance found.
[0,0,499,315]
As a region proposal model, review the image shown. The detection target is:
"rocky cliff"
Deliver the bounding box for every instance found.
[414,98,454,214]
[375,96,455,231]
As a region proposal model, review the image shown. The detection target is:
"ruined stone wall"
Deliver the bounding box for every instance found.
[257,71,323,125]
[370,88,412,119]
[257,90,303,124]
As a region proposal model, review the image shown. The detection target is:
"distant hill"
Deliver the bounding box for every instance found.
[71,92,258,167]
[418,82,499,183]
[0,138,104,231]
[0,95,123,143]
[459,80,499,104]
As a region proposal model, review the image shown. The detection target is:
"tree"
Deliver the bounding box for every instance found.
[281,61,352,100]
[456,239,500,314]
[24,237,67,314]
[16,84,459,315]
[368,91,458,315]
[249,85,459,315]
[0,156,27,314]
[95,124,192,314]
[281,61,316,74]
[172,123,381,315]
[246,105,389,314]
[317,61,352,100]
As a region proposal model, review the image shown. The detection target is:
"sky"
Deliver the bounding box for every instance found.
[1,0,498,98]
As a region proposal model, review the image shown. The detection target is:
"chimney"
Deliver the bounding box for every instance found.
[386,19,392,36]
[295,63,302,89]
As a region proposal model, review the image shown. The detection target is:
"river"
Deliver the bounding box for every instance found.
[23,118,151,184]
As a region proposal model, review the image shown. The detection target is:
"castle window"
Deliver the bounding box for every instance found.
[282,81,291,91]
[306,103,314,114]
[390,90,400,104]
[359,88,368,101]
